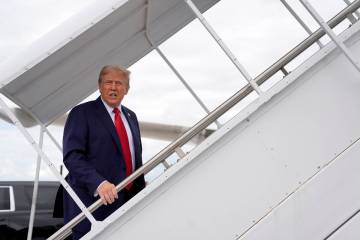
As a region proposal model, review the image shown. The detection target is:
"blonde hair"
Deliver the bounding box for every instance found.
[98,65,131,88]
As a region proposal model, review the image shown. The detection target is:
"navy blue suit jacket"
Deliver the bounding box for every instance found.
[62,97,145,238]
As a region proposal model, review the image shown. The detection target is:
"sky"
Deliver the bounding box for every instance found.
[0,0,351,181]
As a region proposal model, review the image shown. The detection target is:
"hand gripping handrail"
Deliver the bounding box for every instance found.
[48,1,360,239]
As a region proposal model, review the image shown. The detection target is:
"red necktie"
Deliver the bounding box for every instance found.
[113,107,133,190]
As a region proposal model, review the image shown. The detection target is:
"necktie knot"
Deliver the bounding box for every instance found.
[113,107,120,115]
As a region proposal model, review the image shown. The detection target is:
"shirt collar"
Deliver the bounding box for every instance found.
[100,97,122,115]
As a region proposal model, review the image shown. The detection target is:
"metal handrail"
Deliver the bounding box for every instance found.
[255,0,360,85]
[48,1,360,239]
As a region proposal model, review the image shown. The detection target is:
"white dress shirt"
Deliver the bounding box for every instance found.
[96,98,136,195]
[101,98,135,169]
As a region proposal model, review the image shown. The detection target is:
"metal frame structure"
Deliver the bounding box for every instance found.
[26,126,44,240]
[0,97,101,235]
[47,1,360,239]
[25,124,65,239]
[300,0,360,73]
[184,0,262,95]
[86,20,360,239]
[341,0,358,24]
[144,0,222,130]
[280,0,324,48]
[142,0,223,166]
[0,0,359,239]
[344,0,360,18]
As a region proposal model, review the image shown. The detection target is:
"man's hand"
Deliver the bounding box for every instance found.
[97,181,118,205]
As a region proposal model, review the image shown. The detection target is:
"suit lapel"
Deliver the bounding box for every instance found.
[94,97,122,152]
[122,106,141,167]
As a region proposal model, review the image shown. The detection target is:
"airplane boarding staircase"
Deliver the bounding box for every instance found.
[80,4,360,240]
[0,1,360,240]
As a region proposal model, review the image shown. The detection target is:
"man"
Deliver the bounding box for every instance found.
[62,65,145,239]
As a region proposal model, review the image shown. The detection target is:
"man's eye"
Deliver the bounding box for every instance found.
[104,80,122,85]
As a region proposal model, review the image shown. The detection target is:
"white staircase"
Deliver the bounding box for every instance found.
[1,1,359,239]
[83,14,360,240]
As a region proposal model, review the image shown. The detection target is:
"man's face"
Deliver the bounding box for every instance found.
[99,70,129,108]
